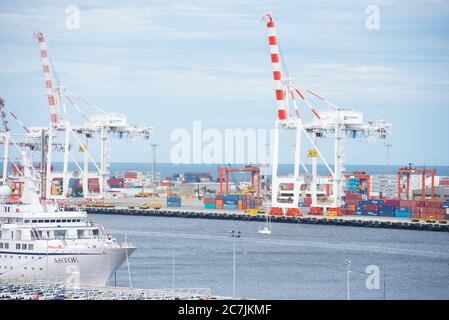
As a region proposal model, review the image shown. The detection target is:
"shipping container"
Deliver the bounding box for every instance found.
[362,211,378,216]
[223,203,238,210]
[379,210,395,217]
[365,199,384,205]
[384,199,400,206]
[399,200,416,207]
[380,205,396,212]
[363,204,379,212]
[395,211,411,218]
[203,197,216,204]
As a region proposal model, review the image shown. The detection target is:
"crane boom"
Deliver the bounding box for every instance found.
[33,30,58,128]
[262,13,287,122]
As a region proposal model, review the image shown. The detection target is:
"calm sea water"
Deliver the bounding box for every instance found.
[93,214,449,300]
[50,163,449,179]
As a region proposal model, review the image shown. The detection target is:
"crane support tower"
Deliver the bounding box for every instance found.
[397,165,436,200]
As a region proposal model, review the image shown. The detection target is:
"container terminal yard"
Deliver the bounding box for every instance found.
[1,7,449,300]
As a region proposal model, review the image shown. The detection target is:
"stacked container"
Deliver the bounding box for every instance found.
[167,196,182,207]
[215,195,223,209]
[443,200,449,220]
[345,192,363,214]
[87,178,100,193]
[204,194,216,209]
[379,205,396,217]
[223,195,238,210]
[358,199,384,216]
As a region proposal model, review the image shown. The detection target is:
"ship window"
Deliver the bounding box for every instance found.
[24,220,30,223]
[32,220,37,223]
[50,220,56,223]
[38,220,43,223]
[44,220,50,223]
[0,243,3,249]
[29,244,33,251]
[4,243,8,249]
[93,229,99,236]
[77,229,85,239]
[54,230,67,239]
[16,244,21,250]
[56,220,61,223]
[62,219,67,223]
[22,244,27,250]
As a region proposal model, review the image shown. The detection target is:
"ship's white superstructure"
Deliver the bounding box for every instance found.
[0,153,135,286]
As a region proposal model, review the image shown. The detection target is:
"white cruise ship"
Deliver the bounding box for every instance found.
[0,152,136,286]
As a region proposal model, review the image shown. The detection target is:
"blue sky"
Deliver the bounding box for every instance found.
[1,0,449,167]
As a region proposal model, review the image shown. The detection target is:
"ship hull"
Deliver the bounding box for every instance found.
[0,246,136,286]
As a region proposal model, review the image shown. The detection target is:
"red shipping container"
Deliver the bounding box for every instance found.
[345,200,360,206]
[399,200,416,207]
[124,171,138,179]
[425,201,443,209]
[416,200,426,207]
[363,204,379,211]
[384,200,400,206]
[440,180,449,185]
[419,212,437,219]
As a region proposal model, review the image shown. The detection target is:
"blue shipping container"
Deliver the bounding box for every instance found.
[379,211,395,217]
[366,199,384,205]
[395,211,411,218]
[167,202,181,207]
[223,204,237,210]
[380,205,396,212]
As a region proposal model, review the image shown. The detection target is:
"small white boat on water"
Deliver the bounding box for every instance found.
[258,203,272,235]
[258,226,272,235]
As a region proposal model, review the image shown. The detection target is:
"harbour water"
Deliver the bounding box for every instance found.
[48,163,449,180]
[95,214,449,300]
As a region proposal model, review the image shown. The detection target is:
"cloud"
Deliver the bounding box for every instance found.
[304,63,395,73]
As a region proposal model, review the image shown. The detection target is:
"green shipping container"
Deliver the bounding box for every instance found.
[204,203,216,209]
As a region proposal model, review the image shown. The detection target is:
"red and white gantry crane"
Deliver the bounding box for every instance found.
[261,13,391,211]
